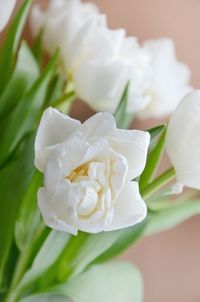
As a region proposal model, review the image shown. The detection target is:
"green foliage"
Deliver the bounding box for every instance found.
[146,199,200,236]
[0,41,39,121]
[0,0,32,95]
[57,231,120,281]
[16,231,70,296]
[0,134,35,290]
[15,171,42,252]
[139,126,167,190]
[20,262,143,302]
[0,51,58,167]
[114,83,133,129]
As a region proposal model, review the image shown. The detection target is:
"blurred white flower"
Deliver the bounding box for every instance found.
[35,108,150,235]
[166,90,200,190]
[0,0,17,32]
[30,0,151,114]
[138,38,191,119]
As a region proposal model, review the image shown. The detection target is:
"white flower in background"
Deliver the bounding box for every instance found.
[72,25,151,114]
[35,108,150,235]
[30,0,103,67]
[30,0,152,114]
[166,90,200,190]
[0,0,17,32]
[138,38,191,119]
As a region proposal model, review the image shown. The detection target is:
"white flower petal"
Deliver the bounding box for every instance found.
[35,107,80,172]
[82,112,116,137]
[0,0,17,32]
[166,90,200,189]
[38,188,78,235]
[139,38,191,119]
[74,60,128,112]
[107,129,150,179]
[107,181,147,231]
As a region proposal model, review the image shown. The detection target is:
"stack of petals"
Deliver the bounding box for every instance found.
[30,0,191,118]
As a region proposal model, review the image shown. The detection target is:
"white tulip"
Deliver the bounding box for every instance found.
[166,90,200,190]
[30,0,151,114]
[0,0,17,32]
[138,38,191,119]
[30,0,103,68]
[35,108,150,235]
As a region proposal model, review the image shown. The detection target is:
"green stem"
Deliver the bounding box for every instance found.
[3,223,46,302]
[141,167,176,200]
[54,90,76,107]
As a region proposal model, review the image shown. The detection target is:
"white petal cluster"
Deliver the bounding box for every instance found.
[30,0,151,114]
[139,38,191,119]
[166,90,200,190]
[30,1,191,119]
[35,108,150,234]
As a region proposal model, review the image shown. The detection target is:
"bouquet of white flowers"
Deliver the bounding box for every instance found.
[0,1,199,301]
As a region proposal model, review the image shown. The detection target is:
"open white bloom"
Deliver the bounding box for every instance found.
[0,0,17,32]
[138,38,191,119]
[30,0,151,114]
[166,90,200,190]
[35,108,150,235]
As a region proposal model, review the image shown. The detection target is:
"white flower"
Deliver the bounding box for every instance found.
[30,0,152,114]
[166,90,200,190]
[35,108,150,235]
[0,0,17,32]
[138,38,191,119]
[30,0,102,68]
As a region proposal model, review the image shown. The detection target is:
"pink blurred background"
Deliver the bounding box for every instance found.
[2,0,200,301]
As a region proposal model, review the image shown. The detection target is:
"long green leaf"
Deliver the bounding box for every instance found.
[146,199,200,236]
[0,0,32,95]
[22,262,143,302]
[0,52,58,166]
[17,230,70,295]
[56,231,120,281]
[114,83,133,129]
[15,171,42,252]
[0,134,35,290]
[139,126,166,190]
[0,41,39,121]
[93,220,147,264]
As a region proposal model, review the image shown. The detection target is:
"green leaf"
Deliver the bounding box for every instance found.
[31,28,43,65]
[0,52,58,167]
[0,0,32,95]
[20,294,69,302]
[17,231,70,295]
[45,74,65,107]
[114,83,133,129]
[146,199,200,236]
[0,41,39,121]
[93,220,147,264]
[139,126,167,190]
[26,262,143,302]
[57,231,120,281]
[0,134,35,289]
[148,124,166,140]
[15,171,43,252]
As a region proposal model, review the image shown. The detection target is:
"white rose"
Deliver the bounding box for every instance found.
[30,0,152,114]
[0,0,17,32]
[35,108,150,235]
[166,90,200,190]
[138,38,191,119]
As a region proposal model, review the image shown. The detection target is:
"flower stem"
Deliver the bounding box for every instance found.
[3,223,46,302]
[141,167,176,200]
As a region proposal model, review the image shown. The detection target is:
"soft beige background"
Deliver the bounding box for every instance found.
[2,1,200,301]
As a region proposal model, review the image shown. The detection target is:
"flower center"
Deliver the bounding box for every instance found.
[67,163,89,182]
